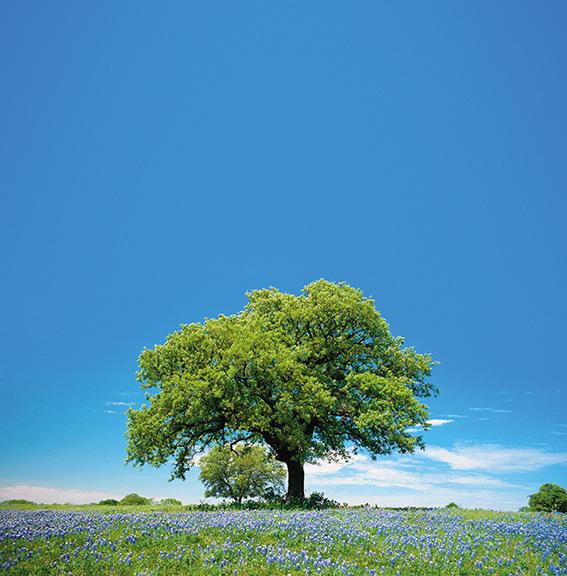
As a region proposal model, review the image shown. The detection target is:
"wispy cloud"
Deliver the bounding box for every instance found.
[328,488,525,510]
[105,401,134,407]
[427,419,454,427]
[305,453,367,476]
[304,455,526,512]
[422,444,567,473]
[303,443,566,510]
[469,407,513,415]
[0,485,121,505]
[406,419,454,433]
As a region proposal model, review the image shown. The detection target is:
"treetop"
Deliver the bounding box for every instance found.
[127,279,436,482]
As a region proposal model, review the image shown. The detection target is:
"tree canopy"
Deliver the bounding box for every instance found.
[159,498,182,506]
[199,444,286,503]
[528,483,567,513]
[120,493,151,506]
[127,280,436,499]
[98,499,119,506]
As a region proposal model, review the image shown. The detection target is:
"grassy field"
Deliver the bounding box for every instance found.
[1,506,565,575]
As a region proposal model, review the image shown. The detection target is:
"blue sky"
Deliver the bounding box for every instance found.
[0,1,565,509]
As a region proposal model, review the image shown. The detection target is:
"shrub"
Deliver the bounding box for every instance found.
[262,490,339,510]
[98,499,119,506]
[160,498,182,506]
[446,502,459,509]
[120,493,151,506]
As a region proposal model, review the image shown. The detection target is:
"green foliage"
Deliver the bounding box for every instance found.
[528,483,567,513]
[285,491,340,510]
[160,498,182,506]
[199,444,286,503]
[119,493,151,506]
[127,280,436,498]
[446,502,459,509]
[0,499,35,505]
[97,499,119,506]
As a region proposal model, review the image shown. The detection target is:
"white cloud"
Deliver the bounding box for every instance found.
[106,401,134,407]
[406,418,454,433]
[469,408,513,414]
[304,453,367,476]
[307,456,518,491]
[427,419,454,427]
[335,488,525,511]
[422,444,567,473]
[0,485,122,505]
[449,475,513,488]
[302,442,567,509]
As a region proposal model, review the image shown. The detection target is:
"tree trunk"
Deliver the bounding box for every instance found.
[285,459,305,500]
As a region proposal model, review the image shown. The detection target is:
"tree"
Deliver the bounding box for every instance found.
[199,444,286,503]
[127,280,436,500]
[120,493,151,505]
[98,499,119,506]
[528,483,567,513]
[160,498,182,506]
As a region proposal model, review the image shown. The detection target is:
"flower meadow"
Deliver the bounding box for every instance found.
[0,508,566,575]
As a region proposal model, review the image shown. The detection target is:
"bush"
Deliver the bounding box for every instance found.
[98,499,119,506]
[262,490,339,510]
[303,491,340,509]
[160,498,182,506]
[0,499,35,505]
[120,493,151,506]
[528,483,567,513]
[446,502,459,509]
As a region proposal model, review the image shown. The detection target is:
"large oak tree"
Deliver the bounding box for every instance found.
[126,280,436,499]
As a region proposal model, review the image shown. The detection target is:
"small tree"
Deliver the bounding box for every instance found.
[528,483,567,513]
[98,499,119,506]
[120,493,151,506]
[160,498,182,506]
[199,444,286,503]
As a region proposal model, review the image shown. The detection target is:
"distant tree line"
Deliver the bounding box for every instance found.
[97,494,183,506]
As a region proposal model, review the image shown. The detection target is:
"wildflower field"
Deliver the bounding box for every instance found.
[1,508,565,575]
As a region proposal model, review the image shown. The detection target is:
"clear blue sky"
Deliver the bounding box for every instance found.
[1,1,565,509]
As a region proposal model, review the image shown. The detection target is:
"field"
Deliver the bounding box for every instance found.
[1,507,566,575]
